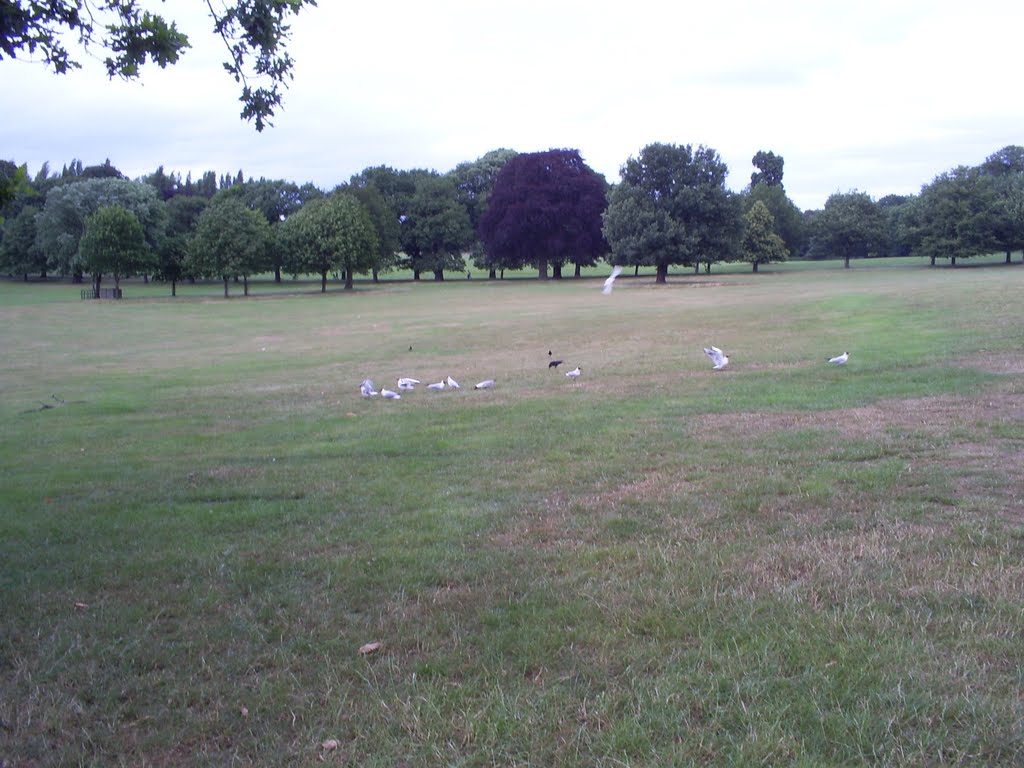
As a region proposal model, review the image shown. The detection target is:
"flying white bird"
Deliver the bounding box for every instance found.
[703,346,729,370]
[380,388,401,400]
[397,377,420,389]
[602,265,624,295]
[828,352,849,365]
[446,375,461,389]
[566,366,582,380]
[427,381,446,391]
[360,379,379,397]
[474,379,495,389]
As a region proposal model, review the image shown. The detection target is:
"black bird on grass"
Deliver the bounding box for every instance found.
[548,350,563,368]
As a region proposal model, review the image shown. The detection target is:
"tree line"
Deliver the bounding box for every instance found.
[1,144,1022,295]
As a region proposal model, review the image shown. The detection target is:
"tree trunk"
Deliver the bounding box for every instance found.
[114,274,121,289]
[275,265,282,283]
[171,279,177,297]
[321,269,328,292]
[372,268,379,283]
[655,263,668,284]
[705,262,711,274]
[574,263,581,277]
[694,261,700,274]
[23,273,28,282]
[143,274,148,284]
[951,256,956,266]
[345,268,354,290]
[752,261,759,272]
[94,273,102,293]
[552,263,562,279]
[634,265,639,276]
[844,256,850,269]
[500,269,504,279]
[413,269,421,281]
[1006,250,1012,264]
[930,255,936,266]
[488,268,497,279]
[223,275,229,298]
[537,260,549,280]
[243,275,249,296]
[433,269,444,281]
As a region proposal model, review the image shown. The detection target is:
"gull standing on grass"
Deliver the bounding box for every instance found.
[566,366,582,381]
[474,379,495,389]
[703,346,730,370]
[380,388,401,400]
[360,379,379,397]
[446,375,461,389]
[828,352,849,365]
[427,381,446,391]
[397,377,420,390]
[602,265,624,295]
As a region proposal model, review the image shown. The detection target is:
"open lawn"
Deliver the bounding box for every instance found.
[1,261,1023,766]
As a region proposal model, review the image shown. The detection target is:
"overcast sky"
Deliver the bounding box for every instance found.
[2,0,1021,210]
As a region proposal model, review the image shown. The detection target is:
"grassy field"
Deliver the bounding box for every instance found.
[1,260,1022,766]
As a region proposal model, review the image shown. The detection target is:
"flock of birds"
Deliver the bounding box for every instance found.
[359,269,849,401]
[359,349,848,401]
[358,374,495,400]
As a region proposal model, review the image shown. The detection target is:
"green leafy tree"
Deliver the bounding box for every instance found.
[449,149,518,278]
[79,205,153,291]
[0,204,46,279]
[404,175,473,281]
[981,145,1024,177]
[908,167,997,266]
[877,194,914,258]
[750,150,784,188]
[190,197,272,297]
[218,178,322,281]
[279,193,378,291]
[1,160,32,213]
[807,191,886,268]
[741,201,788,272]
[35,177,166,280]
[346,184,400,281]
[602,143,740,283]
[155,195,208,295]
[988,174,1024,263]
[348,165,427,278]
[743,182,804,259]
[1,0,316,130]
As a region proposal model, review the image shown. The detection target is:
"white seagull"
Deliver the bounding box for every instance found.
[397,377,420,389]
[426,381,446,391]
[703,346,729,370]
[446,375,461,389]
[474,379,495,389]
[360,379,379,397]
[565,366,582,380]
[828,352,849,365]
[380,388,401,400]
[602,265,624,295]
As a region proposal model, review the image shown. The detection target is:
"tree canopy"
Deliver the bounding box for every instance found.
[0,0,316,129]
[807,191,886,268]
[34,177,166,279]
[603,143,739,282]
[79,204,153,289]
[190,197,272,296]
[751,150,785,188]
[741,201,788,272]
[478,149,608,279]
[279,192,378,291]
